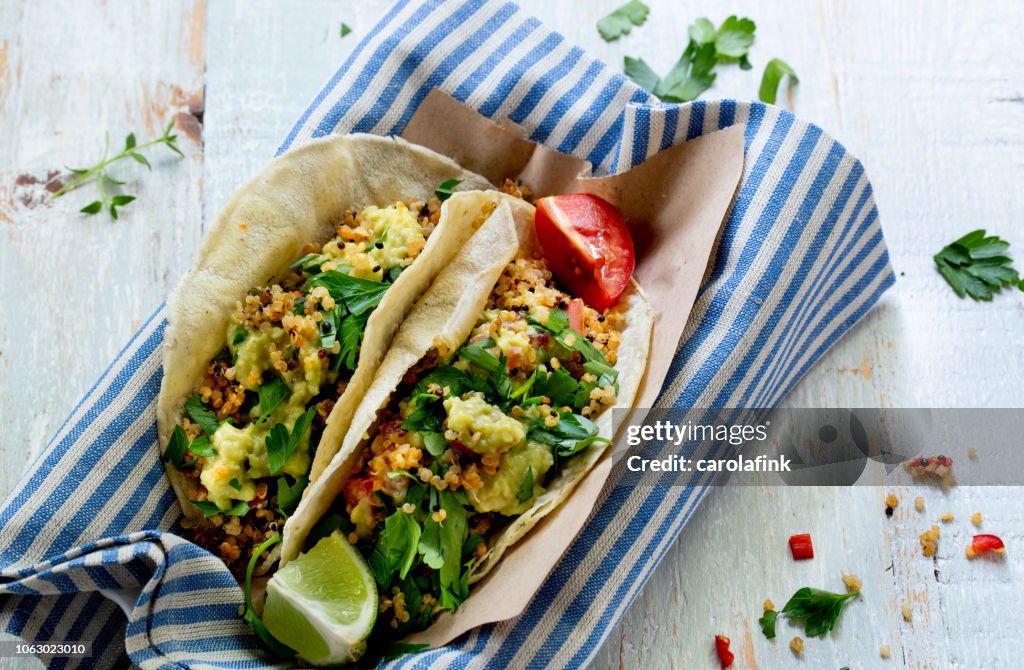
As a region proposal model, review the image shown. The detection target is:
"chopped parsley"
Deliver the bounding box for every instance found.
[597,0,650,41]
[265,408,316,474]
[434,178,462,202]
[934,229,1024,300]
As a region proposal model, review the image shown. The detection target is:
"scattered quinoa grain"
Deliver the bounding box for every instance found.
[841,572,862,593]
[902,602,913,622]
[919,524,940,557]
[789,636,804,655]
[763,598,775,612]
[915,496,925,512]
[940,511,954,523]
[880,645,891,659]
[971,512,982,527]
[886,493,899,508]
[967,447,977,459]
[347,532,359,545]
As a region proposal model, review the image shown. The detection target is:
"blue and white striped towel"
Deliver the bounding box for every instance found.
[0,1,895,668]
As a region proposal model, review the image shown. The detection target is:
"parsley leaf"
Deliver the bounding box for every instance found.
[228,477,242,491]
[308,270,390,315]
[434,178,463,202]
[436,490,470,611]
[623,56,661,92]
[369,511,423,586]
[625,16,757,103]
[516,466,534,503]
[780,587,859,638]
[759,58,799,104]
[339,22,352,38]
[934,230,1023,300]
[758,609,778,639]
[188,433,215,457]
[277,474,308,512]
[529,310,609,365]
[714,16,756,60]
[257,378,290,422]
[597,0,650,41]
[533,367,580,408]
[164,425,195,468]
[185,394,221,436]
[336,309,369,372]
[265,408,316,474]
[192,499,249,518]
[527,412,609,457]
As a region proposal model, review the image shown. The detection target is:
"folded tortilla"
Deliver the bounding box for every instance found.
[156,134,493,523]
[281,190,654,595]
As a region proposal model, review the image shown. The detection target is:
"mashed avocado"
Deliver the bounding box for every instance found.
[202,402,313,510]
[493,326,531,359]
[329,204,424,280]
[468,440,553,515]
[203,318,325,510]
[444,392,524,453]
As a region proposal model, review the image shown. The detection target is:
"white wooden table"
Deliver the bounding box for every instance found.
[2,1,1022,668]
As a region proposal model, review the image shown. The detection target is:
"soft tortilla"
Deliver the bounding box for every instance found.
[156,134,492,522]
[280,191,655,613]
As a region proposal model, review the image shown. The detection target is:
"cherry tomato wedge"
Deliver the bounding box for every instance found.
[566,298,585,333]
[714,634,734,668]
[970,534,1006,556]
[788,533,814,560]
[534,194,635,312]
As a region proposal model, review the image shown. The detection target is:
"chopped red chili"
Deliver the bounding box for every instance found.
[789,533,814,560]
[714,634,734,668]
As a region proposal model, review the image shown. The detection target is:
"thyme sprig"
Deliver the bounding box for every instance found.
[53,120,183,220]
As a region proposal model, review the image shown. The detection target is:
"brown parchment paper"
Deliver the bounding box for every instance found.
[397,90,744,645]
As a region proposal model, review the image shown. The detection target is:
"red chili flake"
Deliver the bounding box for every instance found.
[714,634,734,668]
[967,533,1006,558]
[789,533,814,560]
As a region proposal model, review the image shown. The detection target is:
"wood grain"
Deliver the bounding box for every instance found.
[1,1,1022,668]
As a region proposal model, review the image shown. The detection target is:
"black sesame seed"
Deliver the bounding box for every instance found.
[375,242,384,249]
[372,265,382,273]
[597,314,606,322]
[556,300,568,309]
[885,506,894,518]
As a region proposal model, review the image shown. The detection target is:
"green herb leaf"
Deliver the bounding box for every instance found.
[714,16,756,59]
[533,367,580,408]
[434,178,463,202]
[228,477,243,491]
[654,41,718,102]
[780,587,859,638]
[308,270,390,315]
[257,378,291,422]
[934,230,1022,301]
[130,152,151,169]
[759,58,799,104]
[436,490,469,611]
[516,466,534,503]
[124,133,136,151]
[370,511,423,586]
[164,425,192,467]
[624,56,661,92]
[80,201,103,215]
[336,309,369,372]
[422,431,448,457]
[276,475,308,512]
[185,394,221,436]
[597,0,650,41]
[528,412,609,457]
[265,408,316,475]
[340,22,352,38]
[188,433,215,457]
[458,338,500,374]
[688,17,716,44]
[191,499,249,518]
[758,609,778,639]
[231,325,248,346]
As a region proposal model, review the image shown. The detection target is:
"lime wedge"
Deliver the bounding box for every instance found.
[263,531,377,665]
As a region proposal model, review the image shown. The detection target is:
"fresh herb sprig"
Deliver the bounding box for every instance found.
[758,58,799,104]
[781,587,859,637]
[934,229,1024,300]
[242,534,296,658]
[53,120,184,220]
[624,16,756,103]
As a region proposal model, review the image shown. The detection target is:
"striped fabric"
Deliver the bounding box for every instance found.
[0,0,894,668]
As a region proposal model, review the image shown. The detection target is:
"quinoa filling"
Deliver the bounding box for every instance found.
[307,256,625,640]
[167,198,443,577]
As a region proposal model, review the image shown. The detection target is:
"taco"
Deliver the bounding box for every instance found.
[155,133,496,576]
[269,190,653,663]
